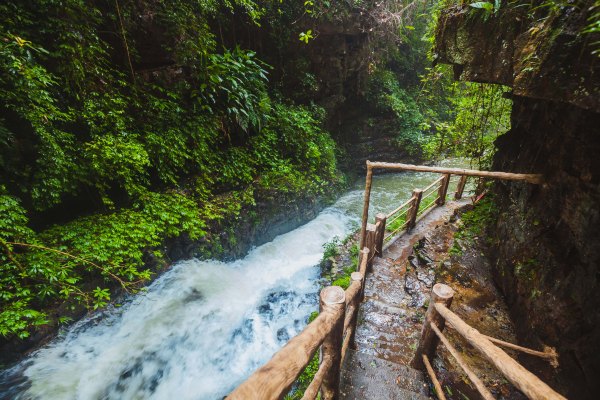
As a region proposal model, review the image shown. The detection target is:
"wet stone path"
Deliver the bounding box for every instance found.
[354,200,471,366]
[341,199,471,399]
[341,197,530,400]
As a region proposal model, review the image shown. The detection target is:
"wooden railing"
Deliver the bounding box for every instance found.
[414,284,564,400]
[227,247,373,400]
[359,161,543,249]
[371,170,474,247]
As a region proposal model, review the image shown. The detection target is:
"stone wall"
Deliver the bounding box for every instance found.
[435,2,599,398]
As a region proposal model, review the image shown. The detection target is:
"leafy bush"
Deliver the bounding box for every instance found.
[322,237,341,260]
[367,69,427,155]
[419,63,511,168]
[284,311,320,400]
[0,0,344,341]
[0,189,209,338]
[197,47,271,133]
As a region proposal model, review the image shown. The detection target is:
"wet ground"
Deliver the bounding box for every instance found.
[353,200,471,367]
[419,208,527,400]
[343,200,553,399]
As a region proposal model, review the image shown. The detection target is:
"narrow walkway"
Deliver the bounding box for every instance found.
[340,199,471,399]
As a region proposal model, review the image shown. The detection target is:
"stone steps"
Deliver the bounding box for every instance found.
[340,349,430,400]
[338,201,471,399]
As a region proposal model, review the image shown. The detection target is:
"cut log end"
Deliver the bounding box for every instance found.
[321,286,346,305]
[351,272,363,282]
[433,283,454,300]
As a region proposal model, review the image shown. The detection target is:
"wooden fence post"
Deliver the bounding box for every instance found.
[454,175,467,199]
[365,224,377,272]
[347,272,363,350]
[436,173,451,206]
[407,189,423,230]
[320,286,346,400]
[357,248,369,301]
[357,248,369,275]
[359,164,373,249]
[374,213,386,257]
[475,177,485,196]
[412,283,454,369]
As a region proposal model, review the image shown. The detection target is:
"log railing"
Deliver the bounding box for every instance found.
[380,171,464,245]
[360,161,543,249]
[381,174,450,245]
[227,246,373,400]
[414,284,565,400]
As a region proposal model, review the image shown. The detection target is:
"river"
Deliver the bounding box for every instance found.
[0,159,473,400]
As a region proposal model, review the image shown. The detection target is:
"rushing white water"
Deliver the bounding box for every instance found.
[0,159,473,400]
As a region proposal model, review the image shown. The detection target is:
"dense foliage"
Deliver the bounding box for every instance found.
[419,65,512,168]
[0,0,342,339]
[338,0,512,166]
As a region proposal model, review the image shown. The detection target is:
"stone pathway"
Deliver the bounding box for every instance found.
[340,199,471,399]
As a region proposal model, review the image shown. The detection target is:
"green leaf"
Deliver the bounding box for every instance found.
[469,2,494,11]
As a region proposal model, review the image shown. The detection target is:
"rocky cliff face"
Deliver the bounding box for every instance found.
[435,3,599,112]
[435,2,599,398]
[274,14,421,170]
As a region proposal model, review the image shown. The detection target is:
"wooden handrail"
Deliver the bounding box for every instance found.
[344,277,362,309]
[340,275,364,368]
[229,270,366,400]
[414,284,566,400]
[227,288,343,400]
[358,248,369,277]
[383,174,451,244]
[319,287,346,399]
[343,305,356,330]
[419,186,439,203]
[417,196,439,218]
[360,160,542,260]
[413,283,454,368]
[422,175,445,194]
[366,161,543,184]
[422,354,447,400]
[383,220,409,242]
[431,322,495,400]
[482,335,558,366]
[301,357,332,400]
[386,197,414,219]
[434,303,566,400]
[387,206,410,226]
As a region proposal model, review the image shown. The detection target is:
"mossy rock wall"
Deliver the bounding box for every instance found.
[435,2,600,398]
